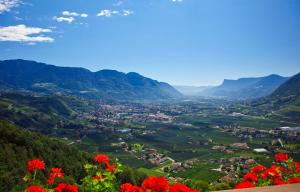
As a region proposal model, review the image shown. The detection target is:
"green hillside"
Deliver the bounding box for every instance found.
[246,72,300,124]
[0,92,89,134]
[0,120,90,191]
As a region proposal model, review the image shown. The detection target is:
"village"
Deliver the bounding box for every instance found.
[51,100,300,187]
[219,124,300,144]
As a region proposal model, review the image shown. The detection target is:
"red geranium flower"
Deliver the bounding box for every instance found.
[47,168,64,185]
[27,159,45,172]
[54,183,78,192]
[243,172,258,182]
[261,165,282,179]
[105,163,116,173]
[251,165,266,173]
[93,154,110,165]
[168,183,199,192]
[290,161,300,173]
[142,176,169,192]
[275,153,289,162]
[27,185,47,192]
[288,177,300,183]
[273,178,287,185]
[270,165,284,171]
[234,181,255,189]
[120,183,142,192]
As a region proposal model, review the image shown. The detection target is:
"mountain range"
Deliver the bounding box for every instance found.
[270,72,300,100]
[197,74,289,100]
[252,72,300,123]
[0,59,182,101]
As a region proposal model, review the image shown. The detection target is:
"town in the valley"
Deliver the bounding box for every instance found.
[47,99,300,184]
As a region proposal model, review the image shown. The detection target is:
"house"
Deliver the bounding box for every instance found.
[230,143,249,149]
[254,148,268,153]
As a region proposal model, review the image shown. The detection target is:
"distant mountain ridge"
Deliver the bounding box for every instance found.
[0,59,182,101]
[246,72,300,123]
[257,72,300,108]
[270,72,300,99]
[199,74,289,100]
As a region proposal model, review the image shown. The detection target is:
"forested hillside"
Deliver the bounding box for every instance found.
[0,120,90,191]
[0,92,89,134]
[235,73,300,124]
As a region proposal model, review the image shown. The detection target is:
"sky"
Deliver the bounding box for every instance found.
[0,0,300,86]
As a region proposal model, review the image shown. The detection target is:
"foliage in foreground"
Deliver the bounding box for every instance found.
[234,153,300,189]
[21,153,300,191]
[24,154,199,192]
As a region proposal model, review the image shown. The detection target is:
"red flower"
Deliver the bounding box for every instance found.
[275,153,289,162]
[234,181,255,189]
[93,154,110,165]
[288,177,300,183]
[47,168,64,185]
[142,176,169,192]
[27,159,45,172]
[251,165,266,173]
[243,172,258,182]
[168,183,199,192]
[290,162,300,173]
[120,183,142,192]
[54,183,78,192]
[105,163,116,173]
[261,166,282,179]
[273,178,287,185]
[27,185,47,192]
[270,165,284,171]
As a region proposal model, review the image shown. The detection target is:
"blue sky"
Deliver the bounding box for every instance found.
[0,0,300,86]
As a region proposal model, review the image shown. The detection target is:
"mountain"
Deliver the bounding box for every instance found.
[254,72,300,107]
[270,72,300,99]
[0,59,182,101]
[241,73,300,123]
[199,74,289,100]
[173,85,213,96]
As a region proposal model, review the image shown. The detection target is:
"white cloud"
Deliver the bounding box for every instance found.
[171,0,183,2]
[62,11,88,18]
[54,11,88,23]
[122,9,133,16]
[0,24,54,43]
[62,11,79,17]
[97,9,119,17]
[0,0,20,14]
[96,9,133,17]
[80,13,88,18]
[53,16,74,23]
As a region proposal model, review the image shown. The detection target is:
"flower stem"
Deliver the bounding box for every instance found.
[33,170,37,181]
